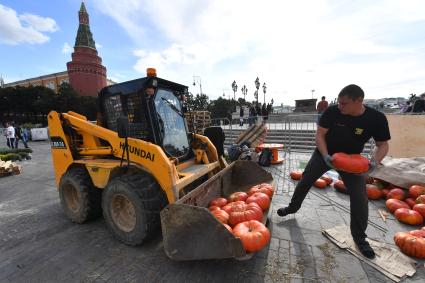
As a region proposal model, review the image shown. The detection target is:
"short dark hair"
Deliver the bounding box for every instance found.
[338,84,364,100]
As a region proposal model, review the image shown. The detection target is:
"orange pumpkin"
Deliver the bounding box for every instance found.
[386,188,406,200]
[394,208,423,225]
[248,183,274,198]
[290,171,303,180]
[394,229,425,259]
[333,180,348,194]
[246,192,270,211]
[416,195,425,204]
[222,201,263,227]
[314,179,327,189]
[233,220,271,253]
[405,198,417,209]
[386,199,410,213]
[211,209,229,224]
[320,176,333,185]
[209,197,228,208]
[366,184,383,200]
[208,205,221,211]
[228,192,248,203]
[331,153,369,174]
[413,204,425,218]
[408,185,425,199]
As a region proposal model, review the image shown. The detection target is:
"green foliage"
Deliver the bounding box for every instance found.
[0,147,32,155]
[186,93,209,111]
[0,153,21,161]
[207,97,237,120]
[0,83,98,124]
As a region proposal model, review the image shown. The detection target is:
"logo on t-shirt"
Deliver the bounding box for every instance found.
[354,128,364,135]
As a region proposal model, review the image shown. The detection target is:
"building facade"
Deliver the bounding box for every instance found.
[3,2,112,96]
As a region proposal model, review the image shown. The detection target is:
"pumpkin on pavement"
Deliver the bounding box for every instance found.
[314,179,327,189]
[290,171,302,180]
[320,176,333,185]
[413,204,425,218]
[386,188,406,200]
[331,153,369,174]
[233,220,271,253]
[366,184,383,200]
[394,208,423,225]
[386,199,410,213]
[408,185,425,199]
[333,180,348,194]
[394,228,425,259]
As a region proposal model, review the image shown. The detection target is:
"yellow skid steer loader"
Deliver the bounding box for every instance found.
[48,69,273,260]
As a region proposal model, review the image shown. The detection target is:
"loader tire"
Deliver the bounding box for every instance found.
[59,167,102,223]
[102,172,168,245]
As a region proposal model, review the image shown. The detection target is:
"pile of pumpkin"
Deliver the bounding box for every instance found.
[207,183,273,253]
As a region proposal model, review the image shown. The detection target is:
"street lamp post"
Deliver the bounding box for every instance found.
[262,82,267,104]
[231,80,238,100]
[241,85,247,101]
[193,76,203,95]
[254,77,260,105]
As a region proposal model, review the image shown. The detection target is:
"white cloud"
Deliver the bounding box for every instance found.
[62,42,73,54]
[93,0,425,105]
[0,4,58,45]
[19,14,59,32]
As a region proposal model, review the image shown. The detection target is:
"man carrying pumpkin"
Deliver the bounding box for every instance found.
[277,84,390,259]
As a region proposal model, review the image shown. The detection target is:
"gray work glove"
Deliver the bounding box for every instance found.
[323,154,336,170]
[366,160,377,174]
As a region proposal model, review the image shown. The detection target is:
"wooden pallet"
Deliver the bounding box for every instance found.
[235,124,268,148]
[185,111,211,133]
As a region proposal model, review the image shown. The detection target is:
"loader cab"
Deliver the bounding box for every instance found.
[98,75,191,162]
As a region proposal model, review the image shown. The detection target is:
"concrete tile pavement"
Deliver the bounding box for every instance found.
[0,140,424,282]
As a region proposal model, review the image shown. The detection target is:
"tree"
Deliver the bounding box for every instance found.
[186,93,209,111]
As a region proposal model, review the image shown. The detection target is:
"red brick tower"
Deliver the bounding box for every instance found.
[67,2,107,97]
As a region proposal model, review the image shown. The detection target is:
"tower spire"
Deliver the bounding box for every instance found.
[75,1,95,49]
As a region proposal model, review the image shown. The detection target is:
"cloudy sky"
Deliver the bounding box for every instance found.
[1,0,425,105]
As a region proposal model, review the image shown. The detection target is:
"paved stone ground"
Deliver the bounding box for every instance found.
[0,138,424,282]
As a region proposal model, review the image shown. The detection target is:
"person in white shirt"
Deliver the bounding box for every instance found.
[5,122,15,148]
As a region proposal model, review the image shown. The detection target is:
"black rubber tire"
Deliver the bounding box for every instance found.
[58,167,102,223]
[102,172,168,245]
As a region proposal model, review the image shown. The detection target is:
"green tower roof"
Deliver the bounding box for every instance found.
[79,2,87,13]
[75,2,96,49]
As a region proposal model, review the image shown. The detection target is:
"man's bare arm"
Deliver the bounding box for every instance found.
[373,141,389,164]
[316,126,329,157]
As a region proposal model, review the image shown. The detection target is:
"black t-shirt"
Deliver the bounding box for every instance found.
[319,105,391,154]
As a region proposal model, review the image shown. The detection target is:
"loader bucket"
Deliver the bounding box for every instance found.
[160,160,273,261]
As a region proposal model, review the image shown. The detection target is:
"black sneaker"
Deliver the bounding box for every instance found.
[355,239,375,259]
[277,207,295,217]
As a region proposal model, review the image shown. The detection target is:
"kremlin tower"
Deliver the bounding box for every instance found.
[67,2,107,97]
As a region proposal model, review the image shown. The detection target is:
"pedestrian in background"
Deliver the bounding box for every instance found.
[239,106,244,127]
[316,96,329,124]
[5,122,15,148]
[15,125,29,148]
